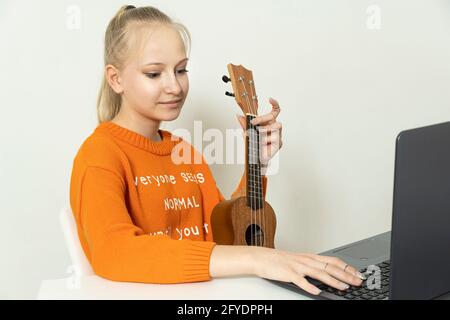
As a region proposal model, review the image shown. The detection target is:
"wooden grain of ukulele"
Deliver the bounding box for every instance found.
[211,63,277,248]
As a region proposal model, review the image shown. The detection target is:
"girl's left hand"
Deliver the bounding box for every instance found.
[236,97,283,166]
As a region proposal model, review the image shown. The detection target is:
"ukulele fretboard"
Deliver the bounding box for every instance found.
[246,114,264,210]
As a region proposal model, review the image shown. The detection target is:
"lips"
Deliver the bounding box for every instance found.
[160,99,182,104]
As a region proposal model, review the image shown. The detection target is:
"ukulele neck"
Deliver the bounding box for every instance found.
[246,113,264,210]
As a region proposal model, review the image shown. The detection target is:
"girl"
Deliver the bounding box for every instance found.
[70,5,364,296]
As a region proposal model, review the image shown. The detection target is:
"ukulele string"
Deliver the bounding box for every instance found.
[243,81,255,245]
[241,76,261,246]
[248,79,265,247]
[239,76,255,245]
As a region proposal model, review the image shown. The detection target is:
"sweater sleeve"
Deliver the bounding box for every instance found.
[75,165,216,284]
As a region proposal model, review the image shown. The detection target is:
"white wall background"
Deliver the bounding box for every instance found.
[1,0,449,299]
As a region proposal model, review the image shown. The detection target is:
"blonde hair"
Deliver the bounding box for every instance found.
[97,5,191,123]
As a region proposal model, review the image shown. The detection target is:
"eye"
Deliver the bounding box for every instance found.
[145,73,160,79]
[176,68,189,75]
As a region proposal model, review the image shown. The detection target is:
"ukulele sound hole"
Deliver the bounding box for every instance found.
[245,224,265,246]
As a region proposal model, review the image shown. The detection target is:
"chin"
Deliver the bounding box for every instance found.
[158,108,183,121]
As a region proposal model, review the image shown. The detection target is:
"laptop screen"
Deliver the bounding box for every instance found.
[390,121,450,300]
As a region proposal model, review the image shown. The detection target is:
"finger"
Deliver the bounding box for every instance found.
[251,112,277,126]
[260,130,280,144]
[269,97,280,111]
[302,266,350,291]
[260,142,280,163]
[296,256,360,287]
[341,264,364,280]
[321,256,364,280]
[321,263,363,287]
[251,98,281,126]
[269,97,281,117]
[259,126,282,150]
[292,276,322,296]
[259,128,280,136]
[258,122,282,133]
[308,256,362,285]
[303,254,366,280]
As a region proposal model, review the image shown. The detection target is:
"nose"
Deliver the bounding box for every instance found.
[164,73,183,95]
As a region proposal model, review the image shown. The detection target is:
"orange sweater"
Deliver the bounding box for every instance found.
[70,121,267,284]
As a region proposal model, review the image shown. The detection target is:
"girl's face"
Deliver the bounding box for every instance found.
[116,24,189,122]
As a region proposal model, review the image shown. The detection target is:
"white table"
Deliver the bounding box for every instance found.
[37,275,310,300]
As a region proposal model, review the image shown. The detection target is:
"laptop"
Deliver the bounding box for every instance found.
[268,121,450,300]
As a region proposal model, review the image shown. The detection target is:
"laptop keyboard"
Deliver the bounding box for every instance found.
[317,260,391,300]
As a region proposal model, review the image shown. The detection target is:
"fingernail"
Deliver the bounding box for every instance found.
[356,272,367,280]
[315,289,322,295]
[342,284,350,290]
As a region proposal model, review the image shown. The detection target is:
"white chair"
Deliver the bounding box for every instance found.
[59,207,94,276]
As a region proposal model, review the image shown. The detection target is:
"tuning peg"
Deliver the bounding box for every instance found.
[225,91,235,97]
[222,75,231,83]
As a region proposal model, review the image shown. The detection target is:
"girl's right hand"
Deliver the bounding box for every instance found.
[253,247,365,295]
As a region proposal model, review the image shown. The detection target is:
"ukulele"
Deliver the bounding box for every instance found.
[211,63,277,248]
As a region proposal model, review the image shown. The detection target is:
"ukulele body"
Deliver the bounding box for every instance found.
[211,196,276,248]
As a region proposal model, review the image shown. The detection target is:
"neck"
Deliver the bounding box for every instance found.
[112,107,162,142]
[246,114,264,210]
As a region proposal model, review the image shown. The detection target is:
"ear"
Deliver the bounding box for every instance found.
[105,64,124,94]
[236,114,246,131]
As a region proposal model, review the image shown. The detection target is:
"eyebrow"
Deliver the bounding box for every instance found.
[143,58,189,66]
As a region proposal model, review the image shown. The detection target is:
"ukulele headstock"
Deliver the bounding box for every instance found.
[223,63,259,116]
